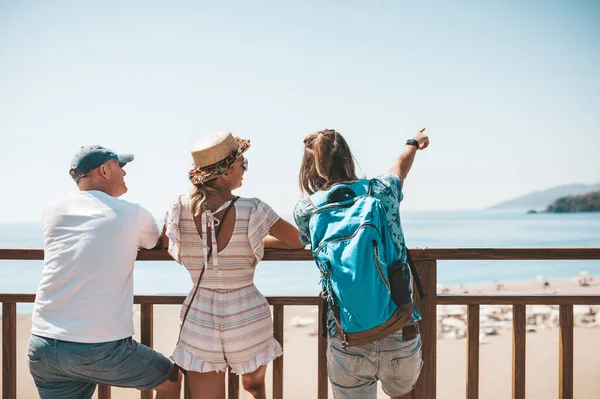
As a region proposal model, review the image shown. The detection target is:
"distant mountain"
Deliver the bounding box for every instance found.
[546,191,600,213]
[489,183,600,210]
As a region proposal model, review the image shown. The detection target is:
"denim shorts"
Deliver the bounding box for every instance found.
[27,334,174,399]
[327,330,422,398]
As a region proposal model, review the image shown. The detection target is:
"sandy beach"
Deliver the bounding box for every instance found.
[2,277,600,399]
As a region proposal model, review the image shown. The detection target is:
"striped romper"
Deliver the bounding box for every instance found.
[164,195,282,374]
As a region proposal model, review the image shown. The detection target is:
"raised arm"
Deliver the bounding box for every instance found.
[388,128,429,185]
[264,218,305,249]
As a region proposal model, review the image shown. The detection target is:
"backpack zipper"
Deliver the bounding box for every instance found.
[373,241,391,293]
[314,222,379,254]
[314,223,391,294]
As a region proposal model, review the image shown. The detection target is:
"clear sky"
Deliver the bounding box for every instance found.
[1,1,599,222]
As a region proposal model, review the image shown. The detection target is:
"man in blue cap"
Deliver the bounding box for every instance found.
[27,145,181,399]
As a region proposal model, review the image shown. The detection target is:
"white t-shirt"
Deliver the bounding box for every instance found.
[31,190,160,343]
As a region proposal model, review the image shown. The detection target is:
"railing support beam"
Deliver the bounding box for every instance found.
[2,302,17,399]
[512,305,526,399]
[317,303,328,399]
[466,305,480,399]
[227,367,239,399]
[140,304,154,399]
[559,305,574,399]
[413,258,437,399]
[98,385,111,399]
[273,304,284,399]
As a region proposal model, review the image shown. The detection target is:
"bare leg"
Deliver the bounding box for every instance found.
[154,367,182,399]
[241,365,267,399]
[391,392,413,399]
[186,370,226,399]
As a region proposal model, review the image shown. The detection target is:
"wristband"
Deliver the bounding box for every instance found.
[406,139,419,148]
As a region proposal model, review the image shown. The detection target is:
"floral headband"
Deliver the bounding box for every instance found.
[188,138,250,185]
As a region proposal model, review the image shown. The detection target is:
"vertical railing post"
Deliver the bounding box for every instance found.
[272,304,284,399]
[227,367,239,399]
[184,376,192,399]
[141,304,154,399]
[559,305,574,399]
[317,302,328,399]
[412,255,437,399]
[98,385,111,399]
[2,302,17,399]
[466,305,480,399]
[183,321,192,399]
[512,305,526,399]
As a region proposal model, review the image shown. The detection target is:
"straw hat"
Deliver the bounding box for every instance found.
[188,131,251,184]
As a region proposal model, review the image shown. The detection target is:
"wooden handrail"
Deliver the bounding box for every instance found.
[3,248,600,399]
[437,295,600,305]
[2,247,600,261]
[3,293,600,306]
[420,248,600,260]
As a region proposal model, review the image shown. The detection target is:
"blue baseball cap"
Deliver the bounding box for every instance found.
[69,145,134,182]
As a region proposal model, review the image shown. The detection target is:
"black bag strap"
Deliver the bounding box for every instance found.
[320,298,329,338]
[406,249,427,299]
[176,196,239,344]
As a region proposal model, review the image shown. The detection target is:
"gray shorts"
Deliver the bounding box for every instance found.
[28,334,175,399]
[327,330,422,398]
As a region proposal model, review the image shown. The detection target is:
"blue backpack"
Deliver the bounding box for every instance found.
[308,179,425,348]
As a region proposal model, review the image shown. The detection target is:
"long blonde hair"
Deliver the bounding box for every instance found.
[189,180,225,217]
[298,129,358,195]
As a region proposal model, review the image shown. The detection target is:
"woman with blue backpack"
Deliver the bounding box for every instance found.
[294,128,430,399]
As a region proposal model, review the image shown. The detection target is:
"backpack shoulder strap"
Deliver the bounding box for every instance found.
[367,179,376,196]
[406,249,427,299]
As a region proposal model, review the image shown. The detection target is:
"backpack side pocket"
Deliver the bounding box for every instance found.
[388,262,414,315]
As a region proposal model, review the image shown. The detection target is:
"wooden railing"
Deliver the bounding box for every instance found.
[2,247,600,399]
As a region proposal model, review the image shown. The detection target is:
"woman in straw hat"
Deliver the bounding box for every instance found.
[161,131,304,398]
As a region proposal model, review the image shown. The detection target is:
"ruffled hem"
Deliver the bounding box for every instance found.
[171,344,228,373]
[230,338,283,375]
[171,338,283,375]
